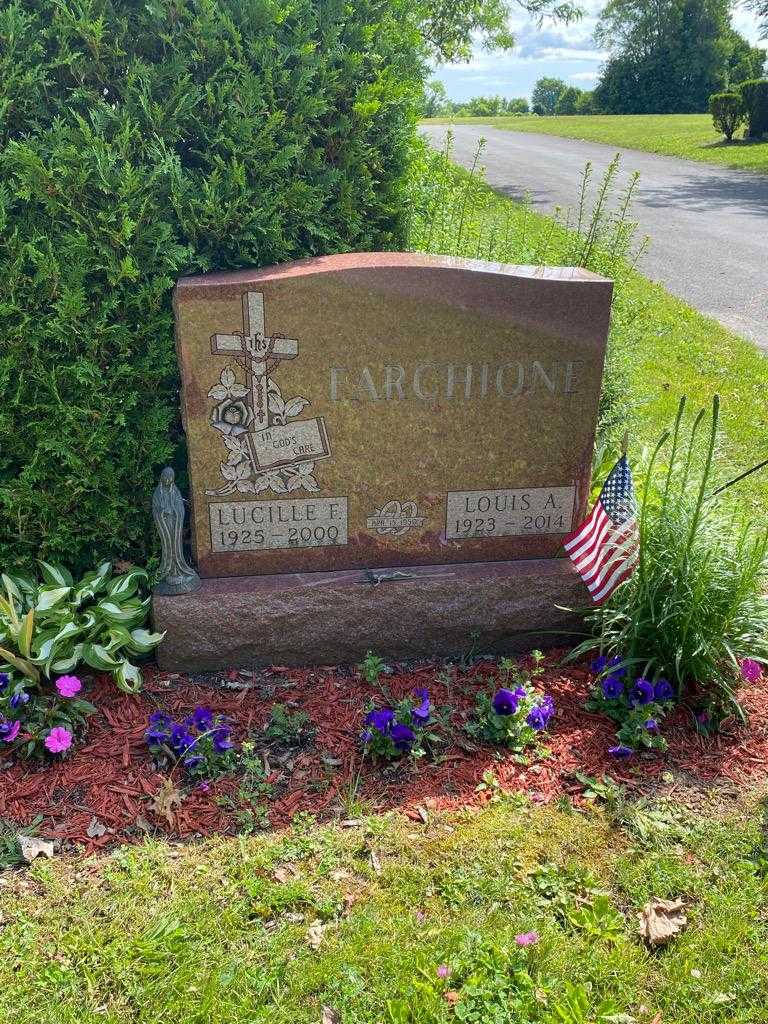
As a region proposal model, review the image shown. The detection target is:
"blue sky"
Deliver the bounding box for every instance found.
[433,1,764,101]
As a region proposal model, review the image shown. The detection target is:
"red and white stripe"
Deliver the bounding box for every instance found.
[564,501,639,604]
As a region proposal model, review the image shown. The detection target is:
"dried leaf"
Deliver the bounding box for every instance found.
[150,778,183,825]
[306,920,328,949]
[86,817,107,839]
[330,869,353,882]
[273,864,299,884]
[444,991,460,1005]
[321,1008,341,1024]
[369,850,382,875]
[19,835,55,862]
[638,898,687,946]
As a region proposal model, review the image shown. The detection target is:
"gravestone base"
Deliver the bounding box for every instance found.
[152,558,587,673]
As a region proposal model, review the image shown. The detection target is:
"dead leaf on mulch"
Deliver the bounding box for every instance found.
[18,836,55,863]
[86,817,107,839]
[444,991,460,1005]
[638,898,687,947]
[150,778,183,825]
[321,1007,341,1024]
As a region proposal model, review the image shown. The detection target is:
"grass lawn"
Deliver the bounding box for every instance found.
[407,145,768,516]
[2,796,767,1022]
[423,114,768,174]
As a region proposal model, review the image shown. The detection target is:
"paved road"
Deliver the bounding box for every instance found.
[421,124,768,352]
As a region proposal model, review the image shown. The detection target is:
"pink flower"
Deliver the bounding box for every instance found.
[44,727,73,753]
[740,659,763,683]
[515,931,539,946]
[55,675,82,698]
[3,721,20,743]
[437,965,451,979]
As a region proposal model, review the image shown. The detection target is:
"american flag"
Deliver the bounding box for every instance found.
[564,455,639,604]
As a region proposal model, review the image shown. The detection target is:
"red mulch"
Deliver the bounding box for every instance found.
[1,653,767,856]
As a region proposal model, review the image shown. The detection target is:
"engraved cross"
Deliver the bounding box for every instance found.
[211,292,298,429]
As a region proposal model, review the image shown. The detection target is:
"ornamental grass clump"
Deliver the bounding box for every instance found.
[467,655,555,750]
[571,396,768,733]
[145,707,236,780]
[361,688,443,760]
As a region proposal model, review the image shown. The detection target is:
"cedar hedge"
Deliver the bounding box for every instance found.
[738,78,768,138]
[0,0,422,573]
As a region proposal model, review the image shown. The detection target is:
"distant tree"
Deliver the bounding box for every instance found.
[554,85,582,114]
[463,94,507,116]
[594,0,732,113]
[724,28,766,85]
[418,0,583,63]
[739,77,768,136]
[574,89,597,113]
[531,76,568,114]
[422,79,451,117]
[507,96,531,113]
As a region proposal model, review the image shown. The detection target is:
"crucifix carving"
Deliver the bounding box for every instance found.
[211,292,298,429]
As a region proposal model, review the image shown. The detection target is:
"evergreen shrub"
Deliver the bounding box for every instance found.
[0,0,422,573]
[708,91,745,140]
[738,78,768,137]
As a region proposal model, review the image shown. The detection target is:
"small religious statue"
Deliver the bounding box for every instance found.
[152,467,201,595]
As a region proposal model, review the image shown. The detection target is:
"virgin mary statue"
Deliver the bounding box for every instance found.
[152,467,201,595]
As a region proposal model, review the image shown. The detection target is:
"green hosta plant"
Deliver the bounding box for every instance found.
[0,562,163,693]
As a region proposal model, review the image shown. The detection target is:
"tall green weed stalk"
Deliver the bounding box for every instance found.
[571,397,768,723]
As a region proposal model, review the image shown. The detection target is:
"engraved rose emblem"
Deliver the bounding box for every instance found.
[208,366,254,436]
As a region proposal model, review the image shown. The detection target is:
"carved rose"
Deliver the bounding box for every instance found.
[211,398,254,436]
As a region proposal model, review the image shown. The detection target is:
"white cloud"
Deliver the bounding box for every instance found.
[570,70,600,82]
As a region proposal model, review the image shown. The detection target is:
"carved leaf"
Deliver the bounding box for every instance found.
[208,384,229,401]
[220,462,238,481]
[268,392,286,415]
[228,383,249,399]
[266,472,287,493]
[301,474,319,492]
[297,462,315,476]
[233,461,250,481]
[226,450,243,466]
[236,480,255,493]
[286,475,304,491]
[284,396,310,419]
[253,475,272,492]
[221,366,236,388]
[224,435,246,454]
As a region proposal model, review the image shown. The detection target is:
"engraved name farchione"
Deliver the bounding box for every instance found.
[329,360,585,402]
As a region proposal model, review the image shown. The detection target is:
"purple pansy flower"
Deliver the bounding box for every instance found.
[1,720,20,743]
[591,655,608,674]
[654,678,674,702]
[0,673,9,692]
[527,696,554,732]
[411,688,430,724]
[740,659,762,683]
[170,724,195,753]
[391,723,416,751]
[493,688,520,716]
[9,691,30,710]
[212,728,234,753]
[184,755,204,768]
[601,675,624,700]
[365,708,395,734]
[608,744,634,759]
[630,678,655,706]
[145,711,173,745]
[644,718,659,732]
[189,706,214,732]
